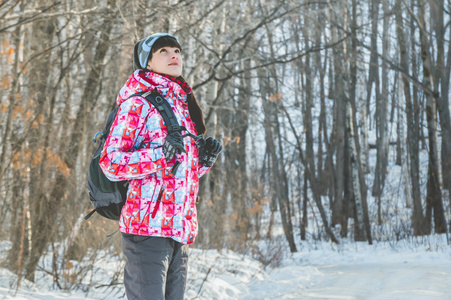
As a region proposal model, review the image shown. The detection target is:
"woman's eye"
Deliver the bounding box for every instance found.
[175,49,180,53]
[160,49,167,53]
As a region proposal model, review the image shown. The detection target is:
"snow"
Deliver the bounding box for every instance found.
[299,262,451,300]
[1,235,450,300]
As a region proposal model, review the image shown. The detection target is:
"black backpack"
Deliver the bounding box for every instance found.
[86,90,185,221]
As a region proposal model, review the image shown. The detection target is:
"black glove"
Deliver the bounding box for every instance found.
[198,137,223,167]
[163,131,186,162]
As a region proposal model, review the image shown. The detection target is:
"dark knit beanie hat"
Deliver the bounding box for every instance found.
[133,33,180,70]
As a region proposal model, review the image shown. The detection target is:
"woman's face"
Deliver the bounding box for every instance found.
[147,46,183,77]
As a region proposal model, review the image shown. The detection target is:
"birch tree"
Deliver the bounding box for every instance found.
[417,0,447,234]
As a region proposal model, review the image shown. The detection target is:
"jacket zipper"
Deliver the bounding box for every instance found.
[151,186,165,218]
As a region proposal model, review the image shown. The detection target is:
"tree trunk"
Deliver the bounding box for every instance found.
[260,74,297,252]
[418,0,447,234]
[328,3,347,232]
[395,0,426,235]
[347,102,372,243]
[431,0,451,192]
[23,0,116,281]
[397,75,413,208]
[301,174,308,241]
[372,0,389,202]
[282,105,339,244]
[366,0,381,130]
[4,1,43,277]
[262,19,297,252]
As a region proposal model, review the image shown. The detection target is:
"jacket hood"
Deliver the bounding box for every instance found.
[116,70,187,106]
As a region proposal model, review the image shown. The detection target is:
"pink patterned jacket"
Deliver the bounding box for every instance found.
[99,70,210,244]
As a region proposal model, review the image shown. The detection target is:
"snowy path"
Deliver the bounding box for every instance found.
[238,239,451,300]
[277,262,451,300]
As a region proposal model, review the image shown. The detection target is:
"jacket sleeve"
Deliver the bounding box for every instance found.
[99,97,168,181]
[198,165,211,178]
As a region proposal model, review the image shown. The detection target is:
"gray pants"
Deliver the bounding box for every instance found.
[121,233,189,300]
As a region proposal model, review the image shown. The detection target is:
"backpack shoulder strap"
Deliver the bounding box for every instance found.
[129,91,181,133]
[128,91,197,175]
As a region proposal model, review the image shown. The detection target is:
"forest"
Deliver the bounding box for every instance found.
[0,0,450,291]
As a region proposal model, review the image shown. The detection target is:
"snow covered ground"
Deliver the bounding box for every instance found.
[0,235,450,300]
[297,262,451,300]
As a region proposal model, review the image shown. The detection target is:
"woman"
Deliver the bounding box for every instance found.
[99,33,222,300]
